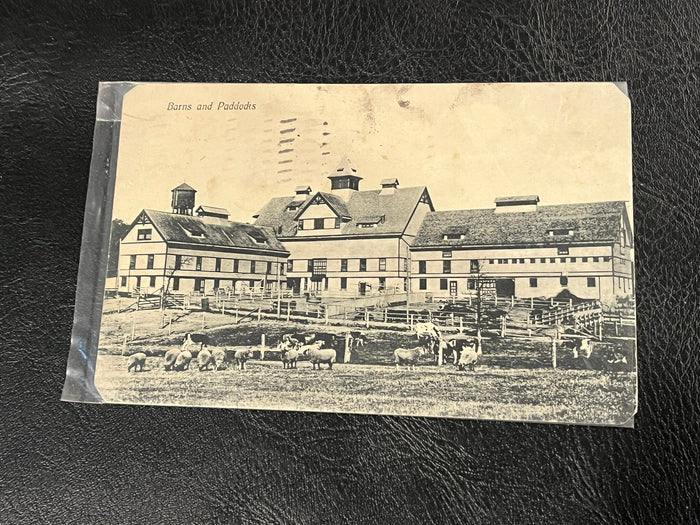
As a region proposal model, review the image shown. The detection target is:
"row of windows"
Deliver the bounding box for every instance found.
[120,276,263,292]
[416,256,612,274]
[298,217,341,231]
[416,276,598,290]
[128,255,284,275]
[288,258,387,273]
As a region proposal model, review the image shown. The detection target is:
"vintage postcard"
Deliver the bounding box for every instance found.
[64,82,637,426]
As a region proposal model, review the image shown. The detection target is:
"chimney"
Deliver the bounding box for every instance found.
[295,185,312,195]
[494,195,540,213]
[380,178,399,195]
[328,156,362,201]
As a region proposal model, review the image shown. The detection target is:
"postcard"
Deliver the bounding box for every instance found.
[63,82,636,426]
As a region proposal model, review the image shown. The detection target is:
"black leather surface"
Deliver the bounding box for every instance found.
[2,1,698,523]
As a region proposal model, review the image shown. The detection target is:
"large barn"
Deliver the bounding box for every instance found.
[410,196,634,303]
[116,183,289,297]
[253,157,435,298]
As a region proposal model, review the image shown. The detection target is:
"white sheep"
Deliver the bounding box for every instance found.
[197,349,213,371]
[302,342,336,370]
[164,348,180,371]
[127,352,147,372]
[174,350,192,371]
[394,346,427,371]
[211,348,227,370]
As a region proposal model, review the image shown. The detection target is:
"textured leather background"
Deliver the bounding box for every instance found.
[2,1,698,523]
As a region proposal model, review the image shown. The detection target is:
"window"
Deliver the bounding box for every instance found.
[502,259,509,264]
[570,257,577,263]
[312,259,327,275]
[582,257,588,262]
[419,278,427,290]
[442,250,452,258]
[403,278,408,292]
[540,258,546,263]
[324,278,329,290]
[340,259,348,272]
[233,259,239,273]
[250,260,256,274]
[196,257,202,271]
[519,258,525,264]
[307,260,314,272]
[443,260,451,274]
[147,254,154,269]
[549,258,555,263]
[149,276,156,287]
[129,255,136,269]
[215,258,221,272]
[334,217,341,229]
[379,258,386,271]
[120,276,127,287]
[340,277,347,290]
[418,261,426,274]
[587,277,596,288]
[280,263,285,276]
[359,259,367,272]
[214,279,220,290]
[250,280,255,288]
[298,220,304,230]
[440,278,448,290]
[530,258,536,263]
[137,228,152,240]
[470,260,479,273]
[468,279,476,290]
[378,277,386,291]
[560,276,568,286]
[443,233,464,240]
[174,255,182,270]
[194,278,203,292]
[172,277,179,291]
[489,259,494,264]
[557,246,570,255]
[512,258,518,264]
[530,278,538,288]
[603,256,611,262]
[592,257,599,263]
[135,276,141,288]
[287,260,293,273]
[267,262,273,274]
[314,218,324,230]
[560,258,567,263]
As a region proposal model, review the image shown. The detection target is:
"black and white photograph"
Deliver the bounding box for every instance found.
[72,82,636,426]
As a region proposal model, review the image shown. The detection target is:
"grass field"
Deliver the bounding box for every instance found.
[96,307,637,425]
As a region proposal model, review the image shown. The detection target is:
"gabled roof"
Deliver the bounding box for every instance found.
[381,177,399,186]
[254,186,433,238]
[195,205,229,216]
[172,182,196,192]
[328,156,361,179]
[293,192,350,220]
[412,201,629,248]
[134,210,288,254]
[494,195,539,205]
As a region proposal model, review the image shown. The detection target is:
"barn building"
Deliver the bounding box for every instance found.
[253,157,435,297]
[410,196,634,303]
[116,183,289,296]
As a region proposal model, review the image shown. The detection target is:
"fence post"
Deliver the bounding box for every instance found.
[257,308,262,322]
[235,306,239,323]
[451,312,455,326]
[569,298,573,308]
[438,342,443,366]
[552,337,557,369]
[530,297,533,309]
[345,332,351,363]
[260,334,266,360]
[131,317,135,340]
[500,316,505,337]
[410,314,414,330]
[325,306,329,326]
[495,294,498,306]
[459,317,463,332]
[598,314,603,341]
[365,307,369,329]
[468,295,472,306]
[222,302,225,316]
[286,305,290,323]
[511,295,514,308]
[551,297,554,307]
[384,309,388,323]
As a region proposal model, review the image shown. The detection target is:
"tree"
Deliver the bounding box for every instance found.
[160,256,193,311]
[106,219,130,278]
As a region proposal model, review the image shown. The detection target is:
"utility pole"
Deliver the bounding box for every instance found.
[276,258,282,319]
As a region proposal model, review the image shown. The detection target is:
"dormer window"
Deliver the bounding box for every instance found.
[547,228,577,236]
[247,231,268,244]
[180,224,205,238]
[443,233,465,240]
[356,215,384,228]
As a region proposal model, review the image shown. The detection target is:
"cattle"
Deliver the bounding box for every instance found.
[394,346,427,371]
[282,333,316,346]
[348,331,367,348]
[164,348,180,371]
[183,332,209,351]
[445,336,478,365]
[174,350,192,371]
[233,348,254,370]
[127,352,147,372]
[414,322,442,354]
[302,342,335,370]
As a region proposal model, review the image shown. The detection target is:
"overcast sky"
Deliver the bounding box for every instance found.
[112,82,632,224]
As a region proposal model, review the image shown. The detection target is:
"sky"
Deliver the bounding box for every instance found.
[111,82,632,224]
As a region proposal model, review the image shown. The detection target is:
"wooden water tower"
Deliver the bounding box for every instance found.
[171,183,196,215]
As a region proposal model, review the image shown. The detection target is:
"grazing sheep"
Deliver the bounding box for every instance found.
[302,342,335,370]
[164,348,181,371]
[281,347,299,369]
[394,346,427,371]
[197,349,214,371]
[211,348,227,370]
[174,350,192,371]
[127,352,147,372]
[233,348,254,370]
[457,341,479,372]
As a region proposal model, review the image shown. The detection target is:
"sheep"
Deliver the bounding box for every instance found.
[233,348,254,370]
[211,348,227,370]
[394,346,427,371]
[282,347,299,369]
[197,349,214,371]
[174,350,192,371]
[302,342,336,370]
[456,341,480,372]
[127,352,147,372]
[164,348,181,371]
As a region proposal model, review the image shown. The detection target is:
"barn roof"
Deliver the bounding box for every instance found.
[138,209,288,254]
[254,186,433,238]
[195,205,229,216]
[412,201,629,248]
